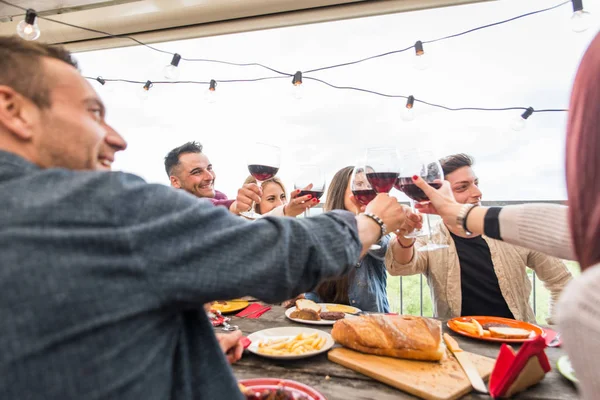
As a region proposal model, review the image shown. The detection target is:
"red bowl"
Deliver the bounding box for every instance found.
[239,378,326,400]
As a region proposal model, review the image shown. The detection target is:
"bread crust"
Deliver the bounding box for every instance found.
[331,314,444,361]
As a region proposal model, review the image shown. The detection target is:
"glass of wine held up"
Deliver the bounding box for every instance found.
[240,143,281,220]
[294,165,325,218]
[350,164,381,251]
[395,150,448,251]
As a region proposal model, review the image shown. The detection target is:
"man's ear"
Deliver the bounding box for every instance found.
[0,86,37,141]
[170,175,181,188]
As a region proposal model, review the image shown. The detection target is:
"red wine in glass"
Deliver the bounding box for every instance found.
[297,190,324,200]
[395,177,442,202]
[248,165,279,181]
[352,189,377,206]
[366,172,399,194]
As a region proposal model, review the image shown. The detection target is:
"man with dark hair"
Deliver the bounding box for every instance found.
[0,36,408,400]
[387,153,572,324]
[164,141,260,213]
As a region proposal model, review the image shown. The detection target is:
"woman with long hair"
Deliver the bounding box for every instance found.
[285,166,422,312]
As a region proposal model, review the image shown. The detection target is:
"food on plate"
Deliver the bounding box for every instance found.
[481,322,511,330]
[239,383,309,400]
[331,314,444,361]
[289,299,321,321]
[453,319,484,337]
[319,311,345,321]
[289,309,321,321]
[325,304,358,314]
[488,327,532,339]
[296,299,321,313]
[257,332,326,356]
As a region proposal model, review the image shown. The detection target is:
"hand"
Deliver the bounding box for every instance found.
[411,176,464,231]
[365,193,406,234]
[396,205,423,236]
[281,293,305,308]
[231,183,262,214]
[284,185,319,217]
[216,331,244,364]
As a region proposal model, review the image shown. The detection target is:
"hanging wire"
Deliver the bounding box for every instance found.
[0,0,571,77]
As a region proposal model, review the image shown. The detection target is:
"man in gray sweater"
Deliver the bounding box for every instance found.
[0,37,408,399]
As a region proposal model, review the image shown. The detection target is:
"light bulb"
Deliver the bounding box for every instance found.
[413,40,430,70]
[510,107,534,131]
[571,10,592,32]
[17,9,40,41]
[205,79,218,104]
[291,71,303,100]
[137,80,152,101]
[163,53,181,80]
[401,95,415,122]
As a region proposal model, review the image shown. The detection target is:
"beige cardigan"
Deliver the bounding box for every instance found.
[385,222,572,324]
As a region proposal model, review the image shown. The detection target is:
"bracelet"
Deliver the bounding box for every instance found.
[457,204,479,236]
[396,235,415,248]
[361,212,386,240]
[456,204,474,236]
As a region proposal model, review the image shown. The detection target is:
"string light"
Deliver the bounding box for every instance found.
[413,41,430,70]
[96,77,106,85]
[16,9,40,41]
[291,71,303,100]
[164,53,181,80]
[402,95,416,121]
[570,0,592,33]
[511,107,534,131]
[205,79,218,103]
[138,80,153,100]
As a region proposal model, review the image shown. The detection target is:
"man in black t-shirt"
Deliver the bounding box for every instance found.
[387,153,572,323]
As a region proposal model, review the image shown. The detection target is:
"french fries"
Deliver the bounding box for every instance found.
[257,333,326,356]
[453,319,489,338]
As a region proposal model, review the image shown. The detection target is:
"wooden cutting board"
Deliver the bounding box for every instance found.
[328,348,496,400]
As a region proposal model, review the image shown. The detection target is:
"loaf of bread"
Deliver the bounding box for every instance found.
[331,314,445,361]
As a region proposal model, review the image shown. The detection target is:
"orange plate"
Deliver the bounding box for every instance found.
[447,316,546,343]
[210,300,249,314]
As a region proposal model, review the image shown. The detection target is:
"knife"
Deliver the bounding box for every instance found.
[443,333,488,394]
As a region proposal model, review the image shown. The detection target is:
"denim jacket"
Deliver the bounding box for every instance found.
[306,235,391,313]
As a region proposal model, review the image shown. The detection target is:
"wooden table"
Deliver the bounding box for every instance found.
[222,305,578,400]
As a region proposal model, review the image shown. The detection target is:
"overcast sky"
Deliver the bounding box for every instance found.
[76,0,600,201]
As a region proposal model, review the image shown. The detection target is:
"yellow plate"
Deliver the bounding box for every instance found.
[210,300,249,314]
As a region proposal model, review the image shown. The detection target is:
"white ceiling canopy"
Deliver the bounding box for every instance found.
[0,0,492,52]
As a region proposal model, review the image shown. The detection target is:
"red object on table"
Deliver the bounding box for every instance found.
[239,378,326,400]
[489,335,551,398]
[236,303,271,318]
[240,336,252,349]
[543,328,562,347]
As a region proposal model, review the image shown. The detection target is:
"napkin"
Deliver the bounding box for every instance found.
[240,336,252,349]
[489,335,551,398]
[236,303,271,318]
[543,328,561,347]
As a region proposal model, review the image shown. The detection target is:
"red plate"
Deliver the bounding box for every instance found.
[447,316,546,343]
[239,378,326,400]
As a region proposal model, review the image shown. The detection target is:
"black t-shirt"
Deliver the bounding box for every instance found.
[449,232,514,319]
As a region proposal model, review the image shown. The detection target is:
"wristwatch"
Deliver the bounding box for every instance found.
[456,204,477,236]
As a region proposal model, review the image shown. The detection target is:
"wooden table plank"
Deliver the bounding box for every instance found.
[217,305,578,399]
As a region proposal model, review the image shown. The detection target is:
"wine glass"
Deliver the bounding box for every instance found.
[350,164,381,250]
[294,165,325,218]
[396,150,448,251]
[240,143,281,220]
[365,147,400,194]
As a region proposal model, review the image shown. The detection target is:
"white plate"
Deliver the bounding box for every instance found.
[247,327,335,360]
[284,303,361,326]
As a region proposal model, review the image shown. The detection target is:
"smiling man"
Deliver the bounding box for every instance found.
[164,141,261,214]
[386,153,572,324]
